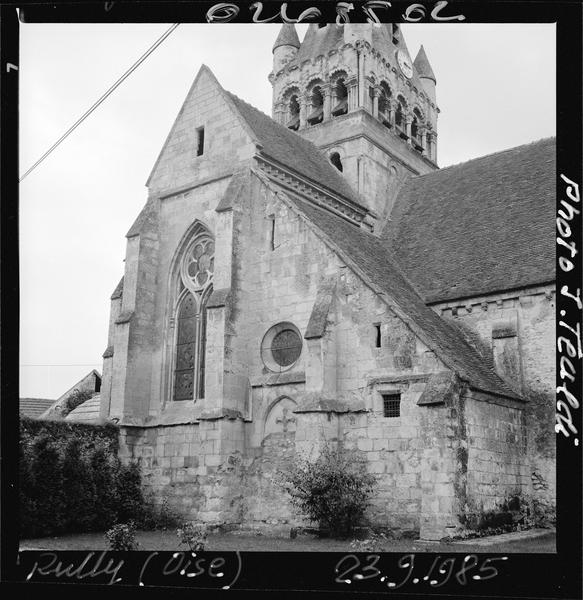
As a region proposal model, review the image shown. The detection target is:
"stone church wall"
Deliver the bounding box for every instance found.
[463,395,529,524]
[111,172,533,538]
[434,286,556,509]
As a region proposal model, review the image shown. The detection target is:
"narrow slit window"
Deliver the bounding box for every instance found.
[374,323,382,348]
[383,393,401,418]
[270,215,276,250]
[196,126,205,156]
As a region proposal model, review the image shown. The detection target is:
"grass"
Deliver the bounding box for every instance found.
[20,529,556,553]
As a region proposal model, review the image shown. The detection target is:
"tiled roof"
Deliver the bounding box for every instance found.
[19,398,55,419]
[65,394,103,424]
[226,91,361,205]
[278,189,520,400]
[384,137,556,303]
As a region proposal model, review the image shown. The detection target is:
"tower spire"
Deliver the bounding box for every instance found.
[272,24,300,53]
[413,45,436,83]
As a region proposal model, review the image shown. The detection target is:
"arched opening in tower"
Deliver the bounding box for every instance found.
[395,96,408,139]
[332,78,348,116]
[287,94,300,131]
[412,108,424,151]
[330,152,343,172]
[307,86,324,125]
[378,82,392,128]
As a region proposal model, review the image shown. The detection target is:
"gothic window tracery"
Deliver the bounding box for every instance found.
[172,231,214,401]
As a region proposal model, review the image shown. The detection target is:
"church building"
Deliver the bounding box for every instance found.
[100,24,555,540]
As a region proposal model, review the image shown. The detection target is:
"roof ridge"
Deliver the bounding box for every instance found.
[225,90,269,118]
[416,136,556,179]
[225,90,363,206]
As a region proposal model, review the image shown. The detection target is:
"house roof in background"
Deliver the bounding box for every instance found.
[19,398,56,419]
[65,394,103,424]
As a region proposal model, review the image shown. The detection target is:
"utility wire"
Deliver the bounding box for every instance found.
[19,23,180,182]
[21,364,102,367]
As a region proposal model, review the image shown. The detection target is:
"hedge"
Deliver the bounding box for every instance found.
[19,417,146,538]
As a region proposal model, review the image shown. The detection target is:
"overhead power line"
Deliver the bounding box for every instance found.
[20,364,102,367]
[19,23,180,182]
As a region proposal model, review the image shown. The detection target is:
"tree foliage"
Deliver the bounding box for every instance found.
[19,417,145,538]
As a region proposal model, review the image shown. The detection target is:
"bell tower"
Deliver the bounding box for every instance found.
[269,23,439,221]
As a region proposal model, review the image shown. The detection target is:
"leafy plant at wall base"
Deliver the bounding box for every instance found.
[177,522,208,551]
[279,443,377,538]
[105,522,139,551]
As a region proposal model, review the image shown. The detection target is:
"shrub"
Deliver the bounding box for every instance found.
[116,462,145,524]
[29,435,66,535]
[105,522,139,551]
[90,448,121,531]
[61,438,96,531]
[279,444,377,538]
[19,417,146,538]
[177,522,207,551]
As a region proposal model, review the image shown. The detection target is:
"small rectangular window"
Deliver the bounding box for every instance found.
[374,323,382,348]
[196,126,205,156]
[382,393,401,418]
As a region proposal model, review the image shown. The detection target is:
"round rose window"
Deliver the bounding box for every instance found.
[271,329,302,367]
[261,322,303,372]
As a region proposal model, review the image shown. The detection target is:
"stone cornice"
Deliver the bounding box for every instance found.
[155,171,234,202]
[255,155,369,226]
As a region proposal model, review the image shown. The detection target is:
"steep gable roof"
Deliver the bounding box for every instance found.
[384,137,556,303]
[41,369,102,420]
[226,91,361,206]
[146,64,257,190]
[264,178,520,400]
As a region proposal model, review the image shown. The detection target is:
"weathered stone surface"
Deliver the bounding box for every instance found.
[102,25,554,541]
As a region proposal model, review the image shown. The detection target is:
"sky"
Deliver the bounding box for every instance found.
[19,22,556,399]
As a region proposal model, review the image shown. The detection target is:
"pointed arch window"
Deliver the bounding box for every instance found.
[173,234,214,401]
